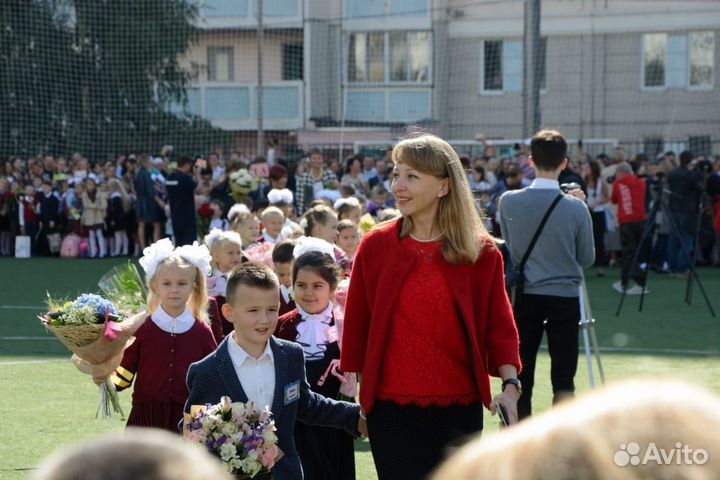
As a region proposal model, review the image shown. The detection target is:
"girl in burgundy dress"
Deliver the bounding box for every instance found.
[275,237,356,480]
[204,229,245,336]
[111,239,217,432]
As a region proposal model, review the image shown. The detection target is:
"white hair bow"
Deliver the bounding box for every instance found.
[204,228,224,250]
[139,238,175,278]
[267,188,294,206]
[174,242,213,277]
[333,197,360,210]
[139,238,213,278]
[293,236,336,260]
[228,203,251,222]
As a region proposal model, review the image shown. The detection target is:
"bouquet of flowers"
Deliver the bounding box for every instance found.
[185,396,281,478]
[229,169,258,203]
[244,242,275,270]
[40,293,145,419]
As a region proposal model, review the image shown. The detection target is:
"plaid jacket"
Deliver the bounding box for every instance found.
[185,336,361,480]
[294,168,338,214]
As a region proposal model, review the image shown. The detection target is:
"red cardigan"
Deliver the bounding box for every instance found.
[339,220,521,414]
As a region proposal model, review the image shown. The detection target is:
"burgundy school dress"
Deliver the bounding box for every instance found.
[208,271,235,336]
[275,306,356,480]
[207,297,225,344]
[112,308,217,432]
[279,285,296,317]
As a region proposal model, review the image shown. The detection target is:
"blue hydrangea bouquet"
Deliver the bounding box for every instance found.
[41,293,145,419]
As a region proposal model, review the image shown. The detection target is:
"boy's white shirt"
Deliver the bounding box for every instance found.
[226,333,275,411]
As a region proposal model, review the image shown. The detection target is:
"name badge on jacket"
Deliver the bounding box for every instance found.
[284,380,300,405]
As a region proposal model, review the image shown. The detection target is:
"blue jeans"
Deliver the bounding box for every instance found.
[667,231,694,273]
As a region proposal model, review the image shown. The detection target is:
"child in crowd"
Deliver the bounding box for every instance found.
[366,185,391,217]
[184,262,364,480]
[272,239,297,316]
[81,177,107,258]
[0,178,15,256]
[275,238,357,480]
[111,239,218,432]
[18,184,40,254]
[106,179,130,257]
[205,229,246,337]
[63,180,84,236]
[258,206,285,244]
[267,188,301,235]
[231,207,260,249]
[208,199,230,231]
[303,205,338,244]
[334,197,362,224]
[336,220,359,275]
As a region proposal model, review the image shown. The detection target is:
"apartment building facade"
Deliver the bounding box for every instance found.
[183,0,719,156]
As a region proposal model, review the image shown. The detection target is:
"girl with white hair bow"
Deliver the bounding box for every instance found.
[108,239,219,432]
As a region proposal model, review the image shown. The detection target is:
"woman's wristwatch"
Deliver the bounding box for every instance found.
[502,378,523,395]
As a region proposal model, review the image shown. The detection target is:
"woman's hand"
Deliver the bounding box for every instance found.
[490,385,520,426]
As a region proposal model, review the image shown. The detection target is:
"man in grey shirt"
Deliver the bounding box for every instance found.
[499,129,594,420]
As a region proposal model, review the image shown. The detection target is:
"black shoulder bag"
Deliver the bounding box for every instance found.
[505,194,563,307]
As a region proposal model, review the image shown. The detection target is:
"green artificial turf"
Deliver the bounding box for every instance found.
[1,258,719,480]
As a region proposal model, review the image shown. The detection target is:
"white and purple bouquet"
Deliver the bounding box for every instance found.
[185,396,281,478]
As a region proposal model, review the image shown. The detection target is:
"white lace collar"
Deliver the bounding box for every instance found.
[296,303,334,361]
[151,306,195,334]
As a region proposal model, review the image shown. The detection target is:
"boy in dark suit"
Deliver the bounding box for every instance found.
[184,263,366,480]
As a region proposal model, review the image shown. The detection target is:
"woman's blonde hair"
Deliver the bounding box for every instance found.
[204,230,243,270]
[433,380,720,480]
[391,134,492,264]
[146,256,209,324]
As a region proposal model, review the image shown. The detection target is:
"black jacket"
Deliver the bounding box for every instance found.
[166,171,197,229]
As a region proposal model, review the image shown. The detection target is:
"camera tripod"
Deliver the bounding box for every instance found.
[579,280,605,388]
[686,182,720,306]
[615,181,716,317]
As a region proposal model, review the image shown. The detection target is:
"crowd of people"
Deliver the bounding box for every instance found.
[22,131,720,480]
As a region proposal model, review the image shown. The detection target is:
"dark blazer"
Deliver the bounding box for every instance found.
[165,171,197,229]
[185,336,361,480]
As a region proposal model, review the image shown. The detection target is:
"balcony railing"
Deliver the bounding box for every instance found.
[344,87,432,123]
[174,80,304,131]
[197,0,302,29]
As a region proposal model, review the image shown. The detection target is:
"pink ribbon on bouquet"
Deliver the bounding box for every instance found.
[103,309,123,342]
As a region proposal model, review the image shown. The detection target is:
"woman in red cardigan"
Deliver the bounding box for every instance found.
[340,135,522,480]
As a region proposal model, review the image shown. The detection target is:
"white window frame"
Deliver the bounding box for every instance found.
[479,39,505,95]
[207,46,235,82]
[641,33,668,92]
[478,38,547,95]
[687,30,715,91]
[344,31,432,87]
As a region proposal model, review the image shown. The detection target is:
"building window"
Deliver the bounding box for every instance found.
[282,44,303,80]
[643,33,667,88]
[390,32,429,82]
[689,136,712,156]
[643,137,664,159]
[208,47,234,82]
[347,31,430,84]
[479,38,546,94]
[689,31,714,88]
[482,40,503,91]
